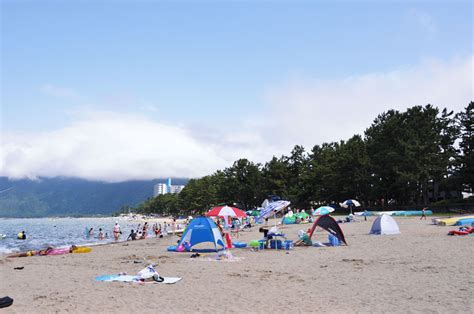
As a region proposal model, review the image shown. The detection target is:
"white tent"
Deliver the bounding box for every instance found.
[369,214,400,235]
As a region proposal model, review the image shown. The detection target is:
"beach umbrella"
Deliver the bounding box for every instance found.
[340,199,361,208]
[313,206,335,216]
[248,210,261,217]
[340,199,361,215]
[257,200,291,221]
[206,206,247,218]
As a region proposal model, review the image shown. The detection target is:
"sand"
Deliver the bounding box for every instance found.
[1,216,473,313]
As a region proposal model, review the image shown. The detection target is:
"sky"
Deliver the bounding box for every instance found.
[1,0,473,182]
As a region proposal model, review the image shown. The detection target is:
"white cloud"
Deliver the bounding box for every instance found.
[1,56,472,182]
[260,56,473,152]
[0,114,230,182]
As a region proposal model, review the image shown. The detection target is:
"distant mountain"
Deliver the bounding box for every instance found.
[0,177,188,218]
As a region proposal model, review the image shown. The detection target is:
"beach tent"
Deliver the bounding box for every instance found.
[308,214,347,245]
[370,214,400,235]
[177,217,225,252]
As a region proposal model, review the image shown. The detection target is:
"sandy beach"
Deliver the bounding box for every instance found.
[0,216,472,313]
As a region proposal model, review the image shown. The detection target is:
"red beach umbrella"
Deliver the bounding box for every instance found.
[206,205,247,218]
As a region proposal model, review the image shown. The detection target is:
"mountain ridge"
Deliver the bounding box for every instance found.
[0,177,188,217]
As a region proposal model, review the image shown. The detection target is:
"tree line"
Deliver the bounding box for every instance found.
[131,103,473,216]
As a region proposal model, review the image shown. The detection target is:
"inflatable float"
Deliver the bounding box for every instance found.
[448,226,474,236]
[437,215,474,226]
[232,241,247,248]
[71,247,92,253]
[454,218,474,226]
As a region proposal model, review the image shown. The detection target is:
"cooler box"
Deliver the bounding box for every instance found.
[270,239,282,249]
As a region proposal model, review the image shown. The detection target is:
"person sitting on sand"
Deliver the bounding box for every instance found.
[294,229,312,246]
[127,229,137,241]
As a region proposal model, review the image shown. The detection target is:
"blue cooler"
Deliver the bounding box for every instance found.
[284,240,293,250]
[270,239,282,249]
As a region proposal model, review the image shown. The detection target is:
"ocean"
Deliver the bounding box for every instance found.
[0,217,150,255]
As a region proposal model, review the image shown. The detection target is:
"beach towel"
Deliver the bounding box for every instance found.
[95,265,182,284]
[95,275,182,284]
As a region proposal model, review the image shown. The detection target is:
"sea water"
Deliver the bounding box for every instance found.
[0,217,147,255]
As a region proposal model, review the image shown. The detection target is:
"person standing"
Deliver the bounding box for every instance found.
[98,228,104,240]
[142,222,148,239]
[171,218,176,235]
[113,222,121,241]
[420,207,428,220]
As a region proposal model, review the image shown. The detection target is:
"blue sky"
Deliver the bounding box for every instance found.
[1,1,472,181]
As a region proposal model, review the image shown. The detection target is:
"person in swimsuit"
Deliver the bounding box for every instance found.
[142,222,148,239]
[113,222,121,241]
[98,228,104,240]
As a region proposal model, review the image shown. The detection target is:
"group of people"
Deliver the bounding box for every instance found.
[126,220,181,241]
[84,219,185,242]
[126,222,149,241]
[86,222,122,241]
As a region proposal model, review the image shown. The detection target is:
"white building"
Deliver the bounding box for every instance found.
[153,183,168,197]
[169,185,185,194]
[153,180,185,197]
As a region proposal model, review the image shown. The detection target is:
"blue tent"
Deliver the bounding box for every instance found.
[177,217,225,252]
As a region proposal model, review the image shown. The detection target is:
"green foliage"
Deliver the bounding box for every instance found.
[129,102,473,215]
[456,102,474,192]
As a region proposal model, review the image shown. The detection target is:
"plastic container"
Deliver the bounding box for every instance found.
[328,234,340,246]
[258,240,266,250]
[284,240,293,250]
[269,239,282,249]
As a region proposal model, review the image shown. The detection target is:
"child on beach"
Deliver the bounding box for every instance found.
[127,229,137,241]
